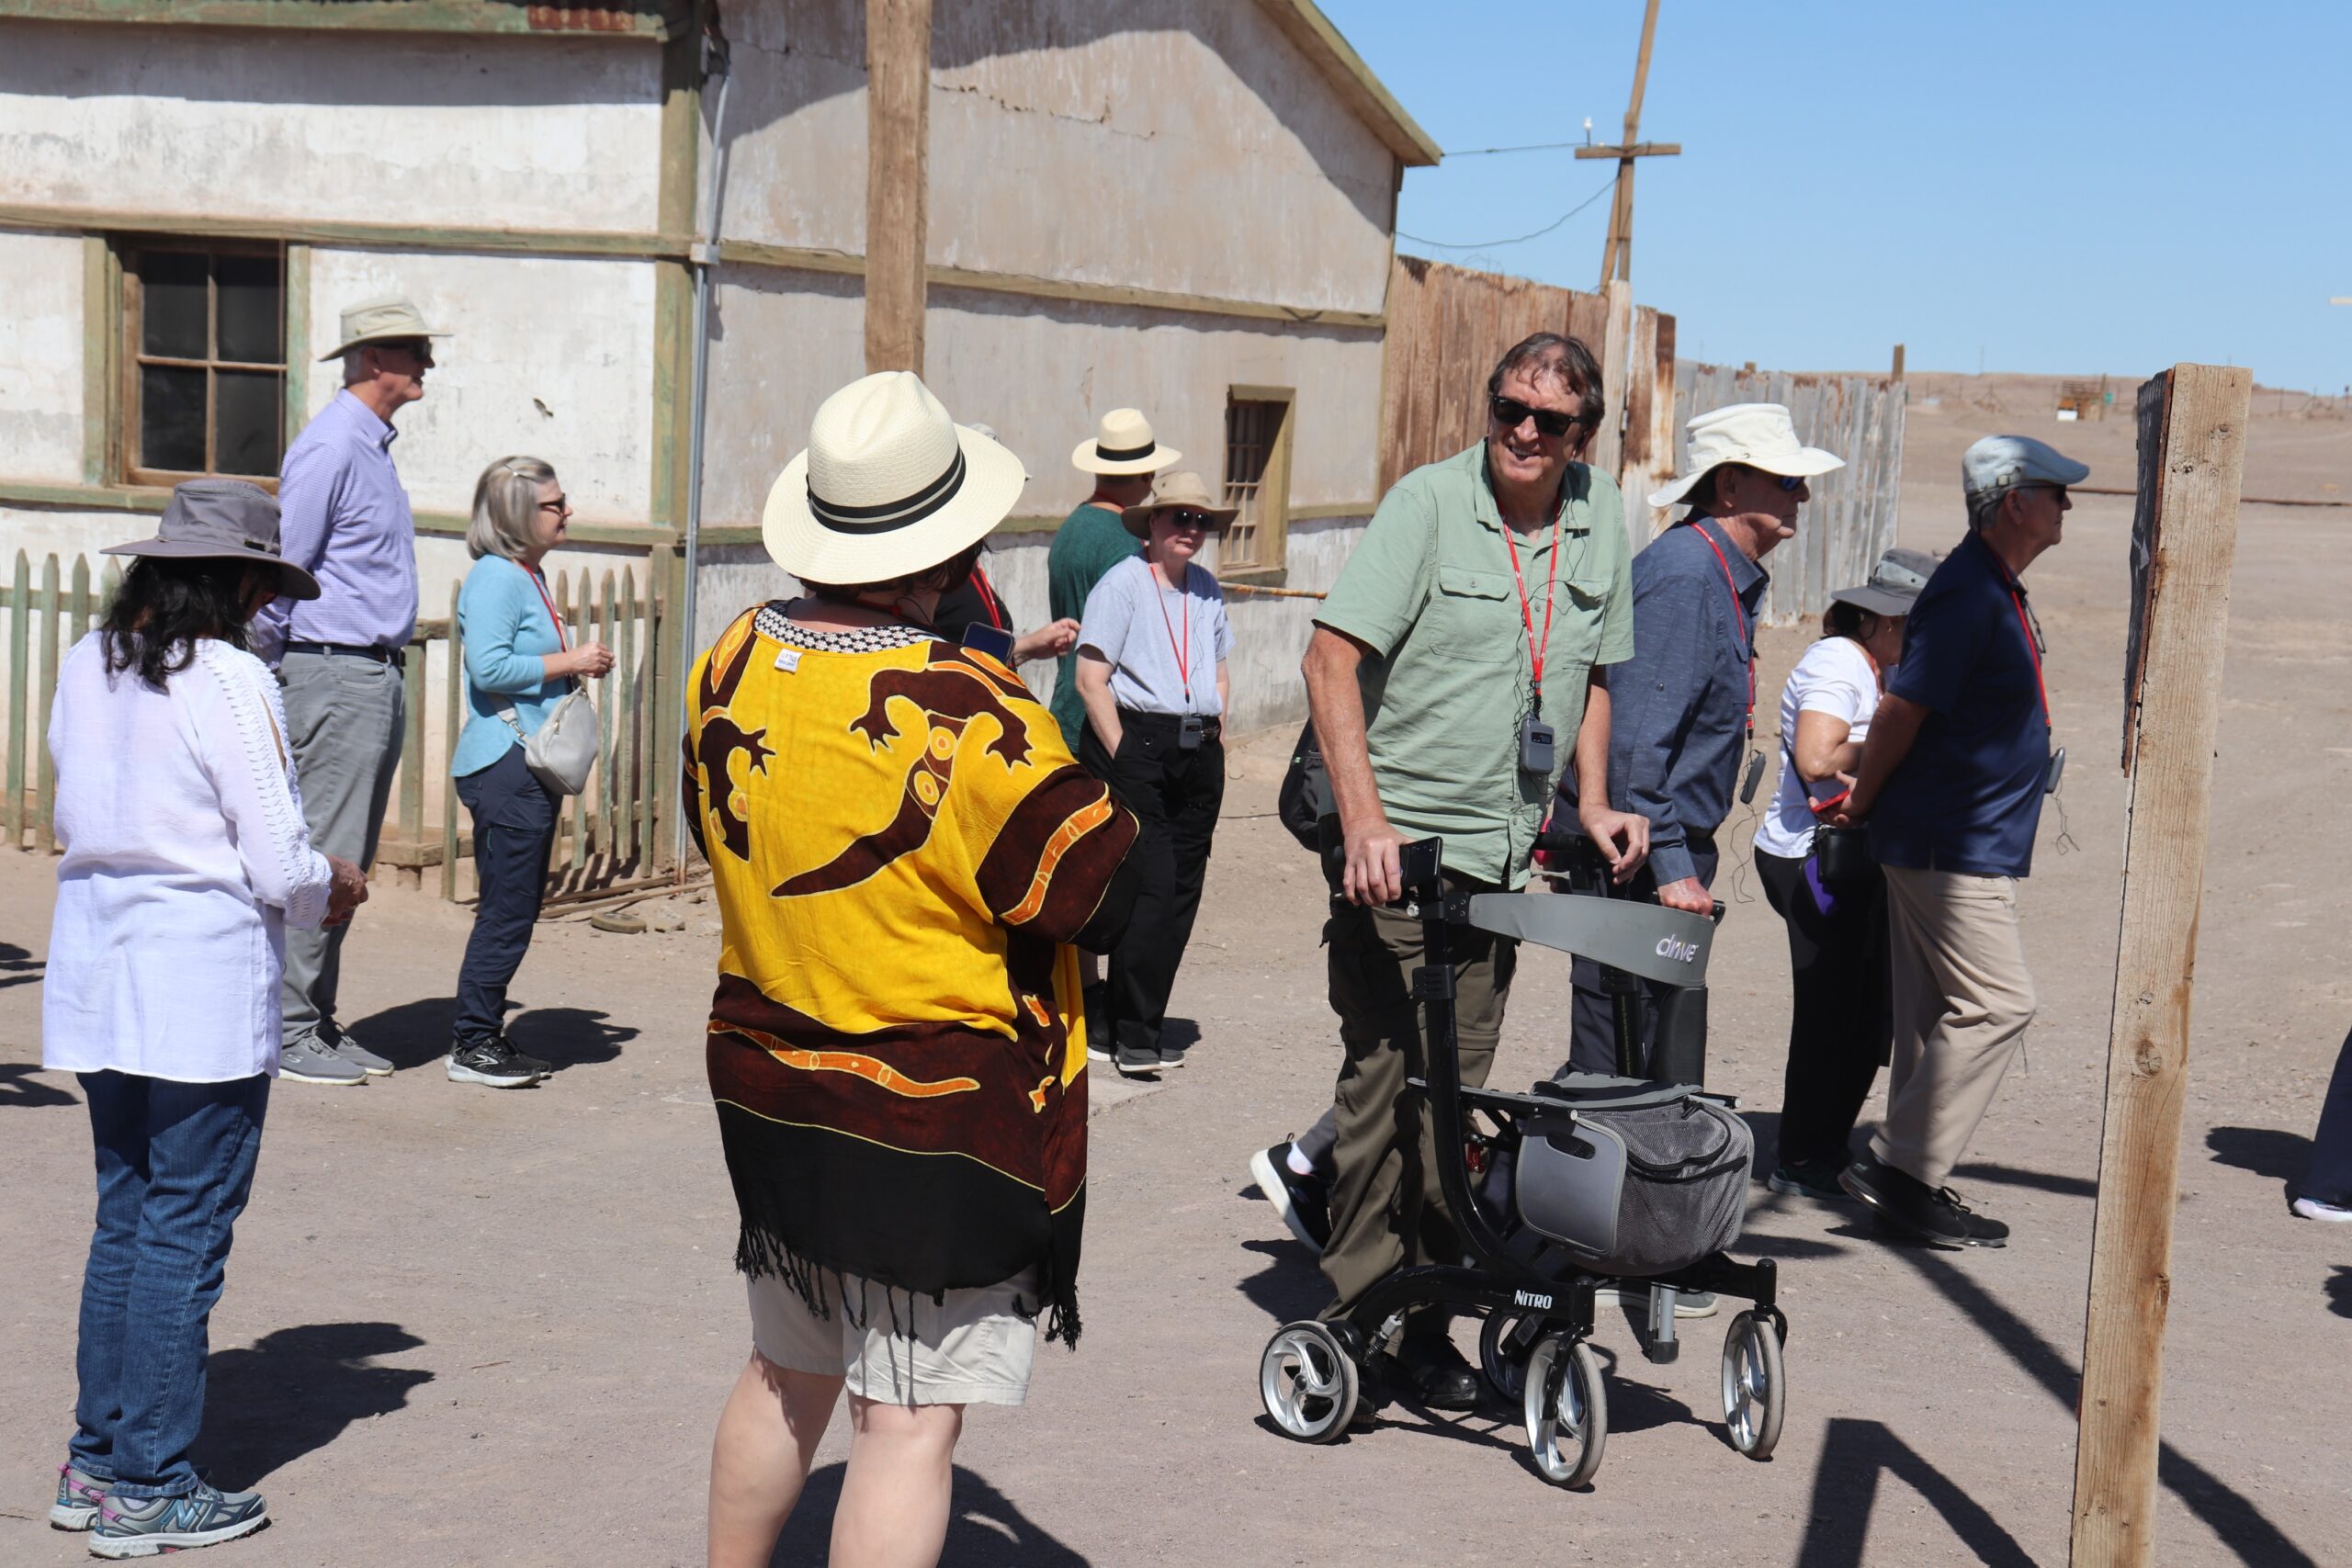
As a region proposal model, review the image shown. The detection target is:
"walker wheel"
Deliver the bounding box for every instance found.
[1260,1321,1359,1443]
[1721,1310,1785,1459]
[1479,1311,1541,1401]
[1522,1333,1608,1488]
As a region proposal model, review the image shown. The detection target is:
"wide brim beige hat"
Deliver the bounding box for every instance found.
[1071,407,1180,476]
[1119,471,1238,538]
[1649,400,1846,509]
[319,295,446,362]
[763,370,1026,586]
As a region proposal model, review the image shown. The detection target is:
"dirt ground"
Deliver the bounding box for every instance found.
[4,383,2348,1566]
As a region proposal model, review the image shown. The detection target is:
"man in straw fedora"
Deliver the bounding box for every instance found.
[1556,400,1845,1087]
[1047,407,1179,751]
[1272,332,1647,1409]
[254,295,444,1087]
[693,371,1138,1568]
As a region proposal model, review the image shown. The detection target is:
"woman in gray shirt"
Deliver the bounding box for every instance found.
[1073,471,1235,1077]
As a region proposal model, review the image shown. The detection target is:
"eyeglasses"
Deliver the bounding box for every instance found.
[1488,394,1583,439]
[379,340,435,368]
[538,495,571,515]
[1164,510,1216,530]
[1775,474,1805,493]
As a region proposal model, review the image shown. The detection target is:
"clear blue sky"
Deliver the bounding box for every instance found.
[1319,0,2352,391]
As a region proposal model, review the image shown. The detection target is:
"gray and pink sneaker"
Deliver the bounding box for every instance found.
[50,1461,107,1530]
[90,1481,269,1558]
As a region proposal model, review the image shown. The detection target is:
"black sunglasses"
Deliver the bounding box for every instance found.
[1164,509,1216,530]
[538,495,571,514]
[1488,394,1583,439]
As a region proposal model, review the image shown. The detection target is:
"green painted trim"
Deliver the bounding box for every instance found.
[1289,502,1375,521]
[412,511,673,548]
[283,243,311,441]
[80,237,113,486]
[0,1,677,40]
[650,262,694,527]
[0,203,689,262]
[0,479,168,514]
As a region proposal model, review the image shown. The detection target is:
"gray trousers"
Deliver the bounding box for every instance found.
[277,651,405,1047]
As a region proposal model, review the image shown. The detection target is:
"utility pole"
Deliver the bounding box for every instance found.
[865,0,932,375]
[1579,0,1679,288]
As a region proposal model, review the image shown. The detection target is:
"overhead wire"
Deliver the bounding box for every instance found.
[1395,173,1618,253]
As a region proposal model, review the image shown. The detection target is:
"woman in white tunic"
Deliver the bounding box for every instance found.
[42,481,366,1558]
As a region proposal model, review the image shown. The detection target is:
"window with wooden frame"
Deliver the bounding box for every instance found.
[1218,386,1294,579]
[119,242,287,485]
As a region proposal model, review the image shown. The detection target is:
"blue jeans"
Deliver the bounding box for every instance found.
[69,1071,270,1499]
[454,744,559,1046]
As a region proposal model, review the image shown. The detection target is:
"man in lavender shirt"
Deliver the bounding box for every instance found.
[254,297,439,1086]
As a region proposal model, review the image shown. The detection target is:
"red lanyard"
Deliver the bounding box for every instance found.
[527,568,569,650]
[1693,525,1757,737]
[972,566,1008,631]
[1501,506,1568,697]
[2009,587,2052,727]
[1150,565,1193,707]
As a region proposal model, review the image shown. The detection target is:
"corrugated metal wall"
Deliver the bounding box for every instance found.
[1669,365,1905,626]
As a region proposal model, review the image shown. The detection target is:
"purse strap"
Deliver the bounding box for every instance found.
[496,562,571,739]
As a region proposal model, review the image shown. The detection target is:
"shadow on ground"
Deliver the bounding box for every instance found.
[0,1062,77,1109]
[1794,1416,2036,1568]
[769,1464,1089,1565]
[344,998,636,1074]
[195,1323,433,1490]
[0,939,43,990]
[2206,1125,2309,1186]
[1234,1237,1325,1325]
[2326,1266,2352,1321]
[1949,1158,2098,1200]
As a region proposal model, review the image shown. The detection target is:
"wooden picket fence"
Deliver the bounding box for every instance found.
[4,549,679,904]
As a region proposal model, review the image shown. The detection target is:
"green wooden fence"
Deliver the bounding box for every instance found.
[4,548,678,902]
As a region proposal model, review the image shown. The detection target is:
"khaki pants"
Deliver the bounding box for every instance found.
[1318,874,1514,1321]
[1872,866,2036,1190]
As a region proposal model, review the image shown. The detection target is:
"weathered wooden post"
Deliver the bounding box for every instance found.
[2067,363,2252,1567]
[864,0,932,375]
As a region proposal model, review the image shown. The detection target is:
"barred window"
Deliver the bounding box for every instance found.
[1219,389,1294,577]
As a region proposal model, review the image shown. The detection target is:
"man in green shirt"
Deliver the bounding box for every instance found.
[1304,333,1648,1408]
[1047,407,1179,750]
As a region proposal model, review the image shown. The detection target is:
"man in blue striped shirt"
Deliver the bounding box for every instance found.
[254,297,439,1086]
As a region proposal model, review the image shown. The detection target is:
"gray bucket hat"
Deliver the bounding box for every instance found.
[1830,547,1937,617]
[101,479,321,601]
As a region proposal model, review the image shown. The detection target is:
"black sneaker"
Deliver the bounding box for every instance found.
[1157,1042,1189,1069]
[1111,1041,1160,1079]
[1249,1144,1332,1255]
[447,1037,546,1089]
[504,1041,554,1076]
[1839,1151,1971,1248]
[1767,1156,1853,1201]
[1391,1331,1480,1411]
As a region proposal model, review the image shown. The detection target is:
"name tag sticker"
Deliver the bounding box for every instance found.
[773,647,802,673]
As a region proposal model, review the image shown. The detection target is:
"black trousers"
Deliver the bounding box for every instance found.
[2304,1025,2352,1208]
[1080,710,1225,1054]
[453,746,560,1046]
[1566,841,1720,1076]
[1755,846,1892,1169]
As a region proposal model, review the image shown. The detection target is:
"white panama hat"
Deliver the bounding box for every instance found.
[320,296,446,362]
[763,371,1026,585]
[1071,407,1180,476]
[1649,401,1846,510]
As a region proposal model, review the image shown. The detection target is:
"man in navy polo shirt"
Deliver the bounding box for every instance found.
[1836,434,2088,1248]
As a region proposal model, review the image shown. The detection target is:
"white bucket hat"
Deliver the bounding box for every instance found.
[1071,407,1180,476]
[763,371,1026,585]
[1648,401,1846,510]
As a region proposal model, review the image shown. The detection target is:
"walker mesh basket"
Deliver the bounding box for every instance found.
[1492,1076,1753,1279]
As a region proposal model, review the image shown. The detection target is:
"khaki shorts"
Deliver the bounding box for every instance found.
[746,1268,1038,1407]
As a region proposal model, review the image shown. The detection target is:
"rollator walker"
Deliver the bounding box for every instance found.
[1257,836,1790,1488]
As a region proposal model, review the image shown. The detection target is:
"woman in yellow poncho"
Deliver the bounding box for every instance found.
[694,373,1137,1568]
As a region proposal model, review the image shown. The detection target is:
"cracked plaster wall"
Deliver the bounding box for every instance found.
[0,231,85,485]
[714,0,1396,313]
[0,19,664,232]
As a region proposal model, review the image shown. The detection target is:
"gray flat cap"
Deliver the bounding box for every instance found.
[102,479,321,601]
[1962,434,2090,505]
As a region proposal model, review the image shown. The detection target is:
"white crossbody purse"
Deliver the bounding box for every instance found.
[496,568,599,795]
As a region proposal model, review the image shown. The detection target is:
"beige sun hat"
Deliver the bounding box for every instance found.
[319,296,446,362]
[1071,407,1180,476]
[1648,401,1846,510]
[1118,471,1238,538]
[763,371,1026,585]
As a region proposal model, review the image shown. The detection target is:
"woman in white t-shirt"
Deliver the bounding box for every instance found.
[1752,548,1931,1201]
[1073,471,1235,1079]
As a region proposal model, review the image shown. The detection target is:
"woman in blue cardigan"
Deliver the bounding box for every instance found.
[449,457,614,1088]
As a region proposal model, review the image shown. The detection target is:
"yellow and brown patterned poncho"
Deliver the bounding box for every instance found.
[684,607,1136,1343]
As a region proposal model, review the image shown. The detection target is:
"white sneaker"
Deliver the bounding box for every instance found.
[2291,1195,2352,1223]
